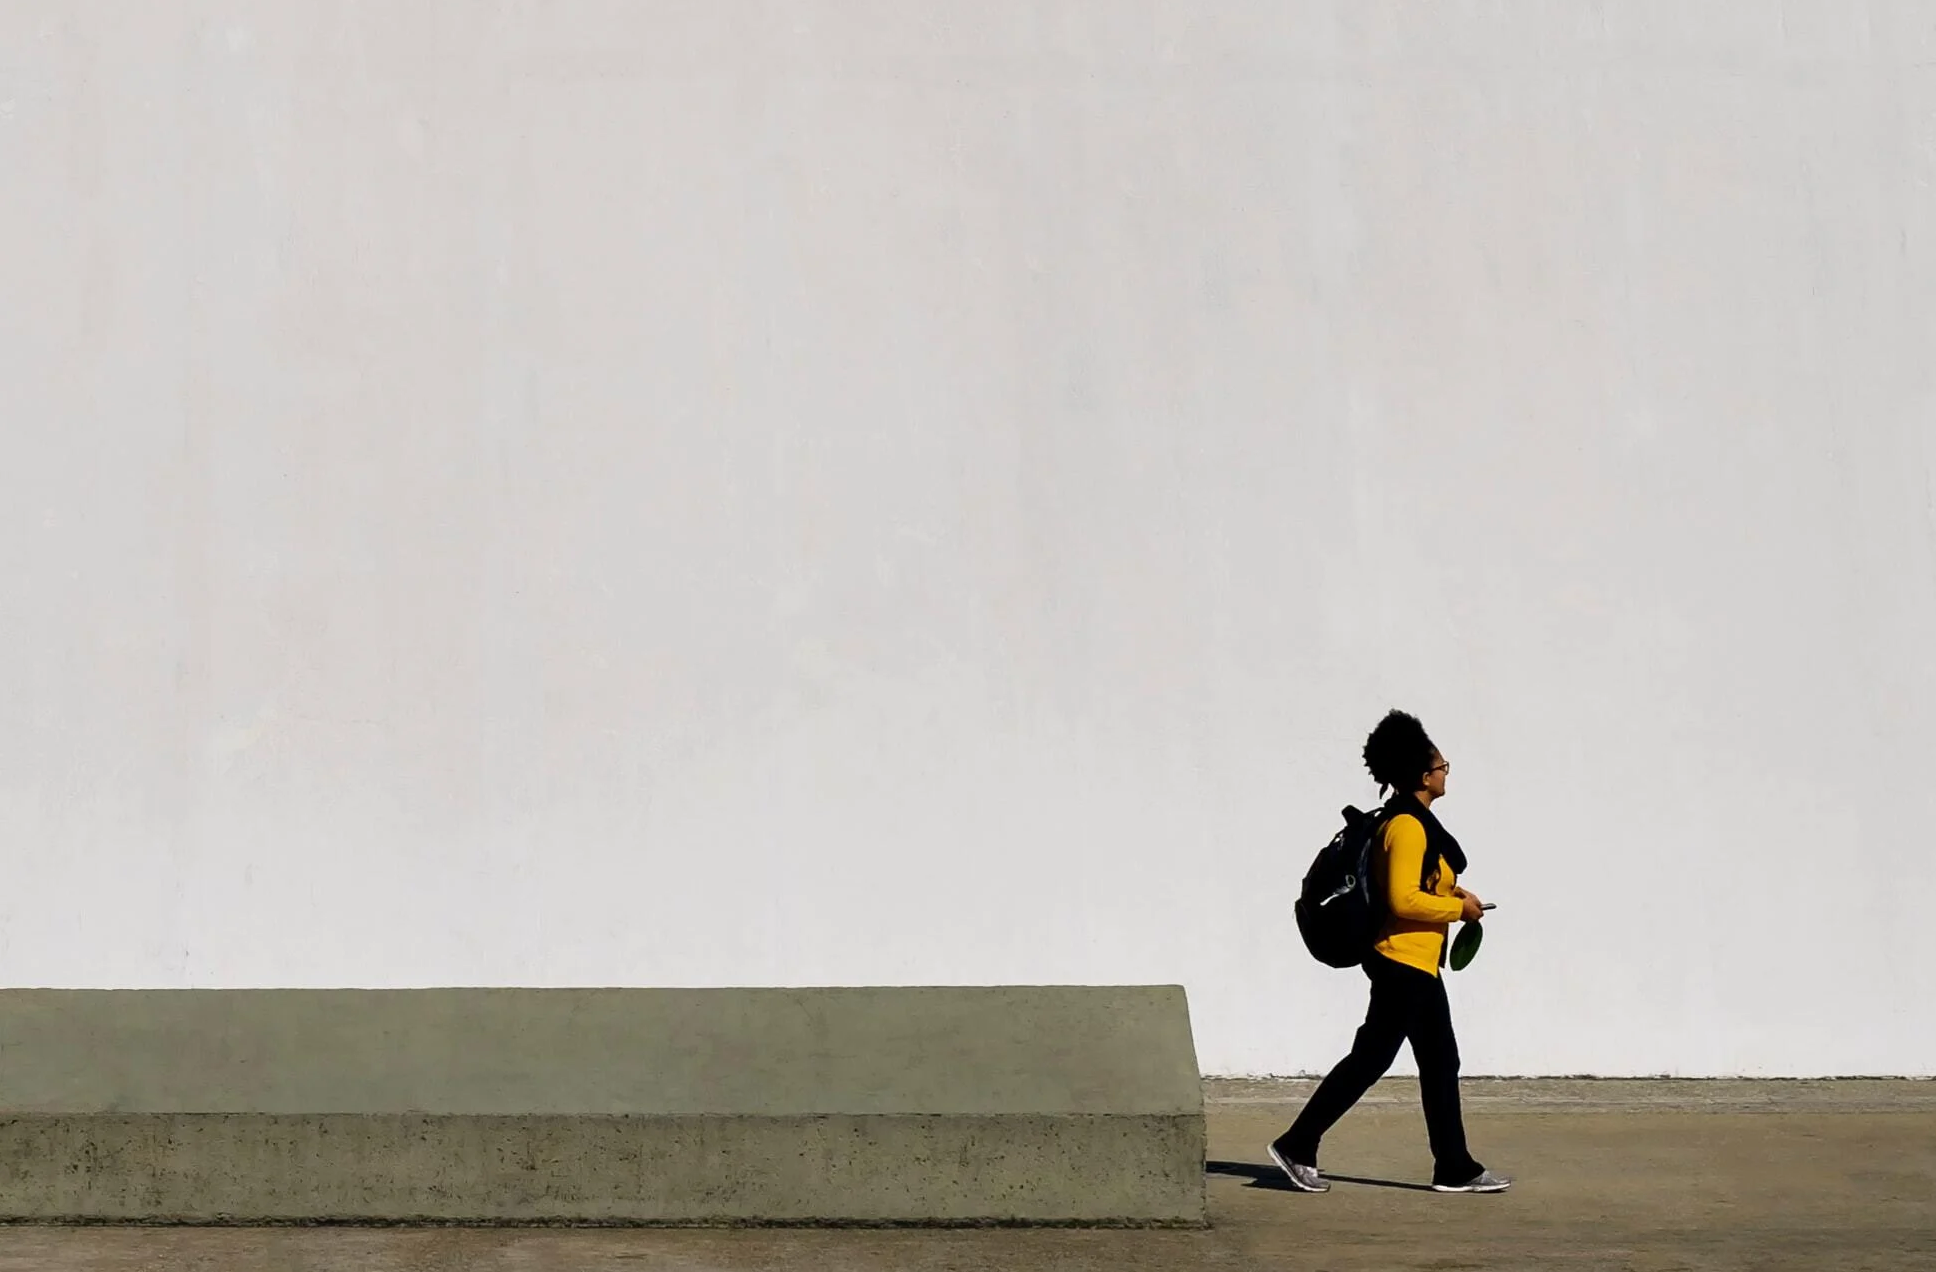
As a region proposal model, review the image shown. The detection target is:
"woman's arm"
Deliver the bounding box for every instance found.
[1384,816,1465,924]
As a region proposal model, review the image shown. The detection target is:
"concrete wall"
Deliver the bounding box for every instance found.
[0,987,1206,1223]
[3,2,1932,1076]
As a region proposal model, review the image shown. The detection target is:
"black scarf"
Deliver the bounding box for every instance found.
[1382,791,1467,880]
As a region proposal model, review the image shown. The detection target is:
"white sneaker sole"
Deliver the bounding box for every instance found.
[1432,1179,1511,1193]
[1265,1144,1329,1192]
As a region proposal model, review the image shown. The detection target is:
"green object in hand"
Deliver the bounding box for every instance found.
[1449,921,1484,971]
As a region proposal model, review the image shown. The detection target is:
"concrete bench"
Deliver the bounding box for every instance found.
[0,986,1204,1225]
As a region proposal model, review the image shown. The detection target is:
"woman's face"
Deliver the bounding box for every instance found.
[1421,751,1450,800]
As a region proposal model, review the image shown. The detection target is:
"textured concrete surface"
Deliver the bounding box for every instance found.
[0,988,1203,1224]
[1203,1075,1936,1112]
[0,1079,1927,1269]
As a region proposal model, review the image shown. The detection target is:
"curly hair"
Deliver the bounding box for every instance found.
[1363,708,1438,796]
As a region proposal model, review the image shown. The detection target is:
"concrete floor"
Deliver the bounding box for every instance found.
[0,1079,1929,1270]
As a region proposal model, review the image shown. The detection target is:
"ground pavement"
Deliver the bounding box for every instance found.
[0,1079,1929,1270]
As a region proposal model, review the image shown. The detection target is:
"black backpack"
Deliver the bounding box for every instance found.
[1294,804,1445,968]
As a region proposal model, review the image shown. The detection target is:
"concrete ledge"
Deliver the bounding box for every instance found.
[0,988,1204,1226]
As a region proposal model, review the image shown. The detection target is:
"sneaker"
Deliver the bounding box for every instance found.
[1265,1143,1330,1193]
[1433,1169,1512,1193]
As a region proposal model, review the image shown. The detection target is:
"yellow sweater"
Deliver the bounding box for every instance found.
[1372,813,1466,976]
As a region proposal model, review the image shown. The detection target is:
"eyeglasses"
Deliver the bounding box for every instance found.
[1427,761,1451,775]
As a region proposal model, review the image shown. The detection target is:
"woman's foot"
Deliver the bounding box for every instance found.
[1432,1169,1512,1193]
[1265,1141,1330,1192]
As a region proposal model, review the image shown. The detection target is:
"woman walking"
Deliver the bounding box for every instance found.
[1269,709,1511,1194]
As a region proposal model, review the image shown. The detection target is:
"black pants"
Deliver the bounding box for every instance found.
[1277,952,1483,1186]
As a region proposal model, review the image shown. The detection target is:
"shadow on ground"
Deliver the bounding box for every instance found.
[1205,1160,1434,1192]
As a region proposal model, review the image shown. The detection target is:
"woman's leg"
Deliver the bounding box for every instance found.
[1408,970,1484,1186]
[1275,957,1412,1167]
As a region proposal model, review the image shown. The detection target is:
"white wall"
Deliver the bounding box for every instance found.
[3,2,1933,1076]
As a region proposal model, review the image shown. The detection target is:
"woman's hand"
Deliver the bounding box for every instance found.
[1456,889,1486,923]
